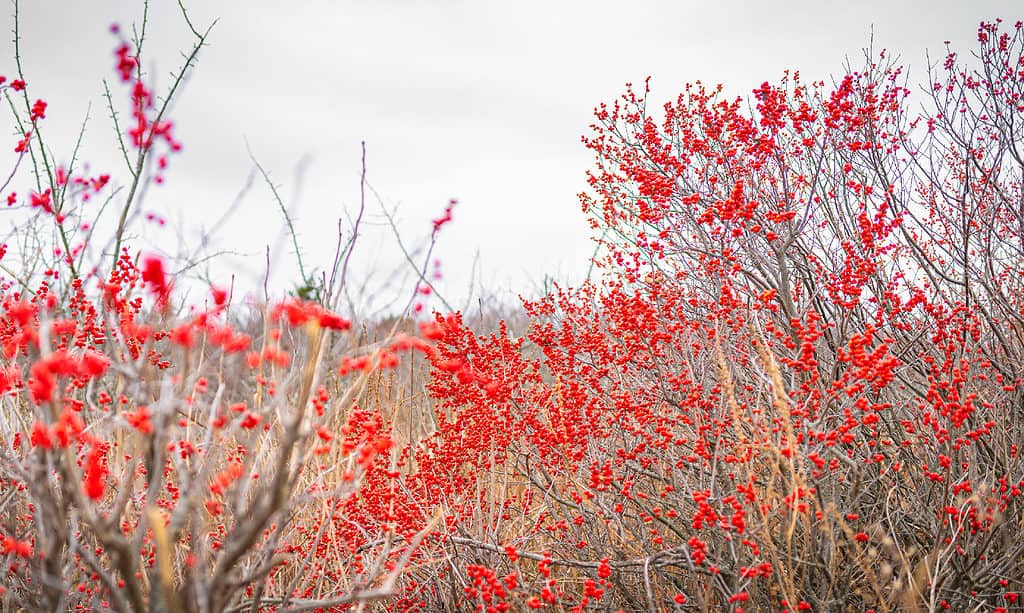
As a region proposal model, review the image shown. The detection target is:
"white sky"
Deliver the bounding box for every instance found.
[6,0,1020,314]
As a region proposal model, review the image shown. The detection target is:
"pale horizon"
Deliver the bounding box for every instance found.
[6,0,1018,314]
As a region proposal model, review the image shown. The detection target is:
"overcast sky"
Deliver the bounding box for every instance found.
[7,0,1019,314]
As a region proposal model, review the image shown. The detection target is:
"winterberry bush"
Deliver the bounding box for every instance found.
[362,18,1024,613]
[0,3,443,612]
[1,2,1023,612]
